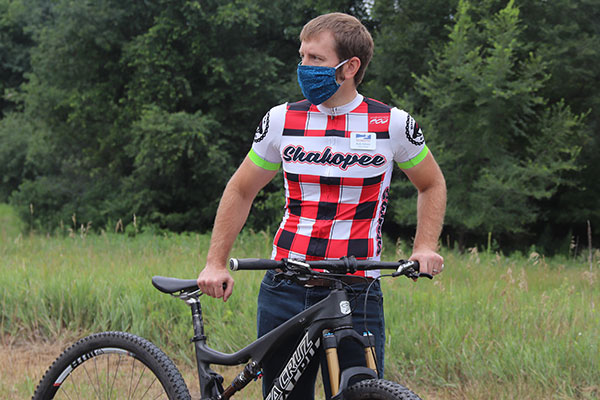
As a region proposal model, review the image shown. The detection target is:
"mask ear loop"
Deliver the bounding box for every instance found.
[334,59,350,84]
[334,59,350,69]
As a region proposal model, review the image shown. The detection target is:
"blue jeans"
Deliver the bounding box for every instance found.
[257,270,385,400]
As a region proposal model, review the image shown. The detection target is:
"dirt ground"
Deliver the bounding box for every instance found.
[0,335,72,399]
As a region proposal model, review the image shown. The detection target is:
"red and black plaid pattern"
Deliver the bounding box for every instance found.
[283,98,392,139]
[269,97,399,277]
[273,172,387,266]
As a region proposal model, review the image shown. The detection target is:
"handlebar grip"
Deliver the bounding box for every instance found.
[229,258,282,271]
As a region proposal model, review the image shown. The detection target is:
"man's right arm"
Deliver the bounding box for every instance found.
[197,156,278,301]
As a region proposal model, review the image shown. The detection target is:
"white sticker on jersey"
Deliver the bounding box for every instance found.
[350,132,376,150]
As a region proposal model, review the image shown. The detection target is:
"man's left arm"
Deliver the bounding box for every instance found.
[401,151,447,276]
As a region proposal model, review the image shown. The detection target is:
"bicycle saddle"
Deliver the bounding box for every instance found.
[152,276,199,294]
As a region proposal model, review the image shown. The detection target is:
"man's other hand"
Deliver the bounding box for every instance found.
[197,265,234,301]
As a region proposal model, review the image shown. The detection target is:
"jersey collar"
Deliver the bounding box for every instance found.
[317,93,363,116]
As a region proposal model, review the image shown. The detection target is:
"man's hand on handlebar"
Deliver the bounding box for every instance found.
[409,248,444,279]
[197,265,234,302]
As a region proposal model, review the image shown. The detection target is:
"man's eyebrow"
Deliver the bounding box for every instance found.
[300,50,321,58]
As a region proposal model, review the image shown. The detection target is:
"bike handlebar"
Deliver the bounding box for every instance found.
[229,257,432,279]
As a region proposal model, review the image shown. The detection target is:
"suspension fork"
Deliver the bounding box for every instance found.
[323,328,379,397]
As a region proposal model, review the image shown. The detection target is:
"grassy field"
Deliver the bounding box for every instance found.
[1,204,599,399]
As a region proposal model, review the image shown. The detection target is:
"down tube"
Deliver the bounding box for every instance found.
[265,323,323,400]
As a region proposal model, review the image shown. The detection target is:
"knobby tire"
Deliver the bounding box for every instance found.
[32,331,191,400]
[343,378,422,400]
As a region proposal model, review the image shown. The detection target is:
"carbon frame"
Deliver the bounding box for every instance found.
[190,286,377,400]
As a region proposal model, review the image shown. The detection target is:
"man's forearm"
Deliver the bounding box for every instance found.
[413,178,446,251]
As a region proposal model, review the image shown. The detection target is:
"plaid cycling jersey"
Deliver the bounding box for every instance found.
[249,94,428,278]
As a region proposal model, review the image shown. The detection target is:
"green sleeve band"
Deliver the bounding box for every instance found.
[397,145,429,169]
[248,148,281,171]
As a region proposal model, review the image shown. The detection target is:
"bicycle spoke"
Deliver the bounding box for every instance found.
[130,360,146,399]
[108,353,123,399]
[106,353,110,400]
[60,385,74,400]
[151,388,165,400]
[81,360,103,400]
[138,375,159,399]
[93,356,102,399]
[53,354,168,400]
[128,356,136,399]
[68,364,82,400]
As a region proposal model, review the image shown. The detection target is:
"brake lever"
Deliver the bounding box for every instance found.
[273,270,293,282]
[392,261,433,280]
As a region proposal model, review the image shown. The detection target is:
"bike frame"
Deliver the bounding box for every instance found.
[152,258,423,400]
[181,281,378,400]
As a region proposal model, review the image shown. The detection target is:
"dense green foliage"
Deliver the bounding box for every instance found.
[0,0,598,251]
[391,1,586,247]
[1,228,598,399]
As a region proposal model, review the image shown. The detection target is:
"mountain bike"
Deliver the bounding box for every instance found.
[33,256,431,399]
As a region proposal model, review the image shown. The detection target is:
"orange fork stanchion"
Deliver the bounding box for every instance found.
[363,332,377,373]
[324,333,340,395]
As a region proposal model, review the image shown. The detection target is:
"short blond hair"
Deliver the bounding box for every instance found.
[300,12,374,85]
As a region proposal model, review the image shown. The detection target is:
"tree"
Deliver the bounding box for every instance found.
[0,0,31,116]
[364,0,458,105]
[124,106,231,231]
[388,0,587,248]
[517,0,600,244]
[6,0,372,232]
[0,113,34,201]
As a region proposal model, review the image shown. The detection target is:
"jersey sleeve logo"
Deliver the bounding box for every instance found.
[254,111,270,143]
[405,115,424,146]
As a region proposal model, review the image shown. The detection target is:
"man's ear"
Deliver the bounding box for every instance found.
[343,56,361,81]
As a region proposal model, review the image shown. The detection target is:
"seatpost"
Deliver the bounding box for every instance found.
[187,297,206,343]
[184,295,223,397]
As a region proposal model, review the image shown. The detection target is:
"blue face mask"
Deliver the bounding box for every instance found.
[297,59,349,105]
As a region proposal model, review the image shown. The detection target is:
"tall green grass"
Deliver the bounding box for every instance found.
[383,250,599,399]
[1,204,598,399]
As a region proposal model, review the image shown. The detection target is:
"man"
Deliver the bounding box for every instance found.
[198,12,446,399]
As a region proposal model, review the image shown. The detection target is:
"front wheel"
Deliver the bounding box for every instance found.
[343,378,422,400]
[32,331,191,400]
